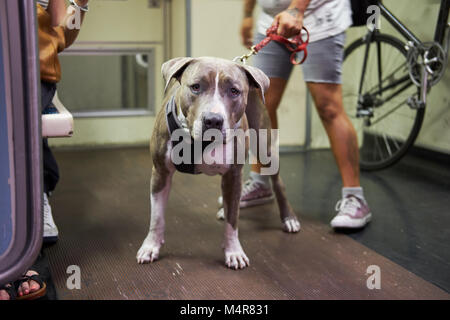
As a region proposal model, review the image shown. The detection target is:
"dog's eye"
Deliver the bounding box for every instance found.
[190,84,201,93]
[230,87,241,97]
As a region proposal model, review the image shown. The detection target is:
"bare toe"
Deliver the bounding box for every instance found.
[19,280,30,296]
[0,286,12,300]
[26,270,41,293]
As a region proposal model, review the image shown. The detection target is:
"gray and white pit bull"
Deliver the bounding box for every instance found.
[137,57,300,269]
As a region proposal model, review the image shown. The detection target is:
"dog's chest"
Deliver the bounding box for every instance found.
[196,162,231,176]
[165,141,234,176]
[196,142,234,176]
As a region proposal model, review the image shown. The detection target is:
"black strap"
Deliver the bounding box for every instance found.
[166,97,213,175]
[165,96,182,136]
[13,274,45,292]
[0,283,16,300]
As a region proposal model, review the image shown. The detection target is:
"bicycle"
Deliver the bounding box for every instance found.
[342,0,450,170]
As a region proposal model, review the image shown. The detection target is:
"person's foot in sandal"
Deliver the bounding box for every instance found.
[0,283,16,300]
[15,270,47,300]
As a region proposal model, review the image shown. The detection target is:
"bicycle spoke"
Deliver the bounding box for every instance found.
[374,136,383,161]
[391,136,401,151]
[371,99,408,125]
[382,133,393,157]
[365,62,408,95]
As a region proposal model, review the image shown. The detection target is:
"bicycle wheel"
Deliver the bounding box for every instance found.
[342,33,425,171]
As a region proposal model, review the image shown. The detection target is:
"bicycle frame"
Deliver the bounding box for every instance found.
[357,0,450,114]
[379,0,449,46]
[434,0,450,43]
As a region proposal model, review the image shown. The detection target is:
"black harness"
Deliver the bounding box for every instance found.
[165,97,213,175]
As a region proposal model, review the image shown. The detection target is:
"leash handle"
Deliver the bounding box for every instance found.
[233,24,309,65]
[253,24,310,65]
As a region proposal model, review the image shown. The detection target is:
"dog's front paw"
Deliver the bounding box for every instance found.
[224,248,250,270]
[283,217,301,233]
[136,241,162,264]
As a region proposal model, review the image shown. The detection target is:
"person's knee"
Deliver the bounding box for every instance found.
[316,101,341,124]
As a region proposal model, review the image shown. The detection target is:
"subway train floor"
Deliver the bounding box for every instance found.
[44,147,450,299]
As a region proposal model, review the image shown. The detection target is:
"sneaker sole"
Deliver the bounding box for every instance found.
[216,196,275,220]
[240,195,275,208]
[218,195,275,209]
[43,235,59,244]
[331,213,372,229]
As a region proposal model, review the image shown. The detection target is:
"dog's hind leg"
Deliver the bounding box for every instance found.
[245,89,300,232]
[270,172,301,233]
[260,130,300,233]
[137,165,174,264]
[221,166,250,269]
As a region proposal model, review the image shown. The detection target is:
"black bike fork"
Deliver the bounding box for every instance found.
[377,37,382,97]
[357,30,377,118]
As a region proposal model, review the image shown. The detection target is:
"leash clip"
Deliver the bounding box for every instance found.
[233,46,257,64]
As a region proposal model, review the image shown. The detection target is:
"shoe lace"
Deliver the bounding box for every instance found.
[335,196,361,217]
[43,195,53,227]
[242,179,263,196]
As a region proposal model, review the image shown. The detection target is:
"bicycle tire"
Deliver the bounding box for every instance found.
[343,33,425,171]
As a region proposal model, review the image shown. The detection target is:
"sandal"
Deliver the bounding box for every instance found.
[0,283,17,300]
[14,273,47,300]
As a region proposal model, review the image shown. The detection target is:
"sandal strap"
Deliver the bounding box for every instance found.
[14,274,45,289]
[0,284,17,300]
[27,275,45,287]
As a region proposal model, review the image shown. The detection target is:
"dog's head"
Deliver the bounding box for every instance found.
[162,57,269,141]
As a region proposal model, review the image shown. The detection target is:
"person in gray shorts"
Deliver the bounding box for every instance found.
[253,31,346,84]
[236,0,372,229]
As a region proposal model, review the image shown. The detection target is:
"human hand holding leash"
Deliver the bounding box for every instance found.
[235,0,309,65]
[271,0,310,38]
[272,8,303,38]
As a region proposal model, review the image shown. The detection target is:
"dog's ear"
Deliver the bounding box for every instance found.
[239,64,270,103]
[162,57,196,92]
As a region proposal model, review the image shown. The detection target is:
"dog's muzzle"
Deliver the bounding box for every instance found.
[202,112,224,132]
[165,97,216,174]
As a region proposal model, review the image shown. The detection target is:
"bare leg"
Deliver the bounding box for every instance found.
[221,166,249,269]
[307,82,360,187]
[137,166,174,263]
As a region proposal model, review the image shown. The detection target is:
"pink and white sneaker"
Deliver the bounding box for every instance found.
[217,178,274,209]
[330,195,372,229]
[240,178,274,208]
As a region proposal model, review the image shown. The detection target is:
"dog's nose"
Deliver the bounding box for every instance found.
[202,112,224,131]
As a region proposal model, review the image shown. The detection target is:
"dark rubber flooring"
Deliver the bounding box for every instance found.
[280,150,450,293]
[44,147,449,299]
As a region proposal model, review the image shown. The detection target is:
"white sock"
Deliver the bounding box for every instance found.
[250,171,270,187]
[342,187,365,202]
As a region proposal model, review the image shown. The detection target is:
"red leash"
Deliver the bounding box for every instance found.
[234,24,309,65]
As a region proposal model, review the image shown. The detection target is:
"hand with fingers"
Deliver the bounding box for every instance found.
[272,7,304,38]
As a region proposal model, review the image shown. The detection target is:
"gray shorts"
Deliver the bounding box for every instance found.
[252,32,346,84]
